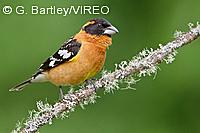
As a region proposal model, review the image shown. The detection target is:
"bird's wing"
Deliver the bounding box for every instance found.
[10,37,82,91]
[39,37,82,72]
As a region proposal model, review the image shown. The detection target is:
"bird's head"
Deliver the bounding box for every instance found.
[82,18,119,37]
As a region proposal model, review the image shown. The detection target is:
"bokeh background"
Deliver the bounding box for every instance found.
[1,0,200,132]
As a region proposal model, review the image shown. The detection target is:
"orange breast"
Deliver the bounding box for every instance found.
[47,42,106,86]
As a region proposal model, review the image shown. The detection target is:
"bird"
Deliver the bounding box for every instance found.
[10,18,119,97]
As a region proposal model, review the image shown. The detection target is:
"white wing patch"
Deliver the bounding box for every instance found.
[49,60,55,67]
[58,50,72,59]
[49,57,61,67]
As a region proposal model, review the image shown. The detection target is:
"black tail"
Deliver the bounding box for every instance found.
[9,78,32,91]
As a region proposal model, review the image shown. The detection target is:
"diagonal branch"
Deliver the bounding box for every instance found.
[12,23,200,133]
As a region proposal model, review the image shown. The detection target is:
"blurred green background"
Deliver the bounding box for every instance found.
[1,0,200,132]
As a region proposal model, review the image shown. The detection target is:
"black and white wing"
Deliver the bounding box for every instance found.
[39,38,81,72]
[10,38,82,91]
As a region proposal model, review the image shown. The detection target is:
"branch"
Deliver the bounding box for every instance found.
[12,23,200,133]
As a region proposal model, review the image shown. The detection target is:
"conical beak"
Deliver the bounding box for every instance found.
[103,25,119,35]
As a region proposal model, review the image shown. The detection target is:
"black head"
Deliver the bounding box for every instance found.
[82,18,119,37]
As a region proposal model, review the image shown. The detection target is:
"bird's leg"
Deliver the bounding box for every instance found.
[59,86,64,100]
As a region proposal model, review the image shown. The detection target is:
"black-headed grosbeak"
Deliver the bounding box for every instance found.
[10,18,119,95]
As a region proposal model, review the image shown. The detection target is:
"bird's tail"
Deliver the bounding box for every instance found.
[9,78,32,91]
[10,72,47,92]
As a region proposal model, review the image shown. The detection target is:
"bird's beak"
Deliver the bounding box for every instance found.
[103,25,119,35]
